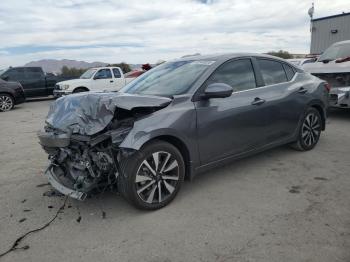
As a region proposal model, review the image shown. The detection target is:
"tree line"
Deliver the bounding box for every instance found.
[60,63,133,77]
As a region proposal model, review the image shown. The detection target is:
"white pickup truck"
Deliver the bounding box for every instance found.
[53,67,136,97]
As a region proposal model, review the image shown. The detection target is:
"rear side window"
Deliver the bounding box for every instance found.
[112,68,121,78]
[283,64,295,81]
[257,59,287,85]
[25,68,43,80]
[206,59,257,92]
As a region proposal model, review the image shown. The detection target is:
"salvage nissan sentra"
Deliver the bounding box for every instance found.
[38,53,329,210]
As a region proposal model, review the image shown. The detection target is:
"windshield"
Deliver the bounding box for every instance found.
[319,44,350,62]
[121,60,214,96]
[80,68,97,79]
[0,69,5,76]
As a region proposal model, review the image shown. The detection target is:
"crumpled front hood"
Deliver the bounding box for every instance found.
[45,92,172,136]
[303,60,350,74]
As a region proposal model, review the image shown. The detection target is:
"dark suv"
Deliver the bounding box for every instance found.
[0,79,25,112]
[38,53,329,209]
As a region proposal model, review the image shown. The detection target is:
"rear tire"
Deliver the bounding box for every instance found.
[118,140,185,210]
[290,107,322,151]
[0,93,14,112]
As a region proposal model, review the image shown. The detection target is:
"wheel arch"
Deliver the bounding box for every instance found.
[309,103,326,130]
[73,86,89,93]
[123,134,194,181]
[0,91,15,101]
[150,135,193,180]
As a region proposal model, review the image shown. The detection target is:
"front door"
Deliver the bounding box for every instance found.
[195,58,272,165]
[92,68,115,91]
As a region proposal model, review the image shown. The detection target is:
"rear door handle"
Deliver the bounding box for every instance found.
[251,97,266,105]
[298,87,307,94]
[110,80,114,83]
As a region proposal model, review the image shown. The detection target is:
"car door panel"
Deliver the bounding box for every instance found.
[195,90,273,164]
[92,69,115,91]
[253,58,306,144]
[195,58,274,165]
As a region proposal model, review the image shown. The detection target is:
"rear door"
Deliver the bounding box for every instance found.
[195,58,271,164]
[252,58,305,144]
[91,68,115,91]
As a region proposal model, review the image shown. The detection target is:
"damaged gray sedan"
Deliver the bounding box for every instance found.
[38,54,329,210]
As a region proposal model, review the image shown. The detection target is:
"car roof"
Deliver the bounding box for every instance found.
[91,67,120,70]
[175,53,290,63]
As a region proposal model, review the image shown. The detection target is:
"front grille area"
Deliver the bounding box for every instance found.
[54,84,60,90]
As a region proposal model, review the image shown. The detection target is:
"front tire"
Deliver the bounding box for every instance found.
[290,107,322,151]
[118,140,185,210]
[0,93,14,112]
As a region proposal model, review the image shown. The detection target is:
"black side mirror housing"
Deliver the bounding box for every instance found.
[202,83,233,99]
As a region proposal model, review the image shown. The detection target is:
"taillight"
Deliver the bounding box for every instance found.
[324,82,331,92]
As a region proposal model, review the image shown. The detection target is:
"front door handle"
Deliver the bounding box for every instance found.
[298,87,307,94]
[251,97,266,105]
[110,80,114,83]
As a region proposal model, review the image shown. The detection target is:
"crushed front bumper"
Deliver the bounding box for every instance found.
[45,165,87,201]
[329,87,350,108]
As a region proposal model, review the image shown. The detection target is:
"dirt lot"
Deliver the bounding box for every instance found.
[0,100,349,262]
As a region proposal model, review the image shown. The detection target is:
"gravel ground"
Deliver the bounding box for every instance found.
[0,100,349,262]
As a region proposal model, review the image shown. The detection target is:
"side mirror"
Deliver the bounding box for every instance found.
[202,83,233,99]
[93,75,100,80]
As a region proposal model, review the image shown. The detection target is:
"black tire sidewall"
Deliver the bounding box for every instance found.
[119,140,185,210]
[298,107,322,151]
[0,93,14,112]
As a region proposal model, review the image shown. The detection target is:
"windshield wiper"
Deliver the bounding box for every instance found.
[319,58,334,63]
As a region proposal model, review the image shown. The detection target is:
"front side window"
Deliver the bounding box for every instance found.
[4,68,25,80]
[258,59,287,85]
[206,59,257,92]
[94,69,112,79]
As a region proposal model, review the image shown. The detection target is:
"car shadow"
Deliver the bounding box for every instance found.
[328,108,350,120]
[70,145,292,216]
[25,96,56,103]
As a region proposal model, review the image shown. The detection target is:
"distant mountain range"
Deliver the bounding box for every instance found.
[23,59,144,74]
[24,59,107,74]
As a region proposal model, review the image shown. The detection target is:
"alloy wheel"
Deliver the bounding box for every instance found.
[135,151,180,204]
[301,112,321,147]
[0,95,13,112]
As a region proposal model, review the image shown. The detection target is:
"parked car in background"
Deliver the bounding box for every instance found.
[53,67,136,97]
[287,58,317,67]
[38,53,329,210]
[0,67,69,98]
[0,78,25,112]
[303,40,350,108]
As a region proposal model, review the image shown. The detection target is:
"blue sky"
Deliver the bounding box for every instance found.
[0,0,349,67]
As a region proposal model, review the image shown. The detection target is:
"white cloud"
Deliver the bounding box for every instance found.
[0,0,349,67]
